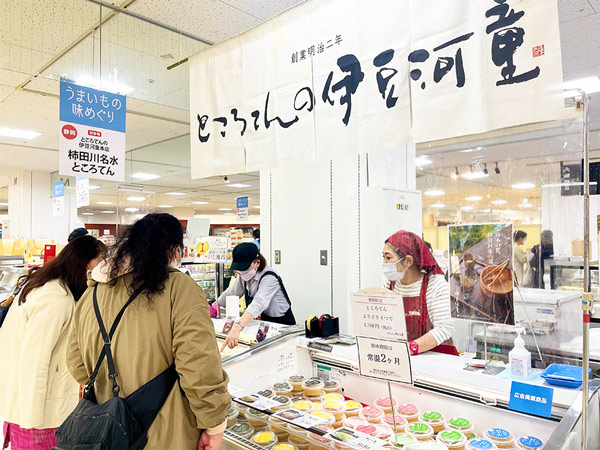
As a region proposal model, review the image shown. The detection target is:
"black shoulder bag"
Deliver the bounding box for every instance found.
[54,285,178,450]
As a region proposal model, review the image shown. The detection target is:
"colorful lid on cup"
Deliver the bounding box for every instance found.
[356,424,376,435]
[231,423,252,434]
[518,436,543,448]
[393,433,417,445]
[486,428,511,440]
[293,400,312,411]
[273,396,290,404]
[324,399,345,410]
[362,406,383,417]
[375,396,397,407]
[258,389,273,397]
[468,439,495,449]
[324,393,344,401]
[439,430,464,443]
[449,417,471,429]
[274,445,295,450]
[253,432,275,444]
[274,383,291,390]
[374,424,393,439]
[289,375,305,382]
[384,414,407,425]
[312,412,334,421]
[240,395,257,403]
[346,401,361,410]
[227,408,238,418]
[422,411,443,422]
[304,378,323,386]
[344,417,368,428]
[408,422,432,435]
[325,381,339,388]
[397,403,418,415]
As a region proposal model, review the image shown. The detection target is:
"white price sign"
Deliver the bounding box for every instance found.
[356,336,412,385]
[350,291,406,340]
[274,409,326,428]
[76,177,90,208]
[234,393,280,411]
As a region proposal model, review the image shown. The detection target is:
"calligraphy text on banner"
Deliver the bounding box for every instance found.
[189,0,564,179]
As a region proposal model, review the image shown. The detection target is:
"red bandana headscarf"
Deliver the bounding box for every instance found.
[385,230,444,276]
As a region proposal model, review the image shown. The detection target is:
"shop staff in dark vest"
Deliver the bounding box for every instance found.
[218,243,296,350]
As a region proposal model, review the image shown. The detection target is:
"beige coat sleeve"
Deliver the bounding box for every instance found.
[66,288,93,386]
[170,273,232,430]
[514,244,528,265]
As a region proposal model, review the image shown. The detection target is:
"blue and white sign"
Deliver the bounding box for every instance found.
[52,181,65,217]
[236,196,249,222]
[508,381,554,418]
[59,81,126,182]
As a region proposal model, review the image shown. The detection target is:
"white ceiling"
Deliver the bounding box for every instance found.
[0,0,599,220]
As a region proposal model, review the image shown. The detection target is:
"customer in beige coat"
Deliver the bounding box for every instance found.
[0,235,106,450]
[513,230,528,286]
[66,213,231,450]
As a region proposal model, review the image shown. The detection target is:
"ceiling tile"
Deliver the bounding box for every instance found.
[220,0,304,21]
[558,0,596,22]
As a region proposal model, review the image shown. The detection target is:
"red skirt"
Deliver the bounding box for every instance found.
[3,422,58,450]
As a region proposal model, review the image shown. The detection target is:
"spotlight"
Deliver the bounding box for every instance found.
[483,163,489,175]
[451,167,459,180]
[494,162,501,175]
[223,176,230,184]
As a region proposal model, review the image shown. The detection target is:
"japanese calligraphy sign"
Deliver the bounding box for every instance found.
[356,336,413,385]
[76,177,90,208]
[189,0,412,179]
[194,236,228,263]
[448,224,514,325]
[508,381,553,418]
[189,0,564,179]
[236,196,249,222]
[52,181,65,217]
[59,81,126,182]
[350,290,407,341]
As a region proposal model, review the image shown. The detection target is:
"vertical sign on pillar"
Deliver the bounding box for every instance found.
[52,181,65,217]
[76,177,90,208]
[236,196,248,222]
[58,80,126,182]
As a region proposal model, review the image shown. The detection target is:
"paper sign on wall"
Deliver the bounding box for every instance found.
[356,336,412,385]
[59,81,126,182]
[52,181,65,217]
[194,236,228,263]
[236,196,248,222]
[350,291,406,341]
[76,177,90,208]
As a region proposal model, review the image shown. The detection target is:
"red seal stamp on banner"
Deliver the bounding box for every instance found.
[532,45,545,58]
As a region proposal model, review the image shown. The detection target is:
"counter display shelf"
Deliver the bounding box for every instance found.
[219,334,600,450]
[0,265,29,299]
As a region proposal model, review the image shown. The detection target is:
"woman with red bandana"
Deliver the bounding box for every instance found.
[382,230,458,356]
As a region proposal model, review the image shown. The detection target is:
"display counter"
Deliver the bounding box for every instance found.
[219,332,600,450]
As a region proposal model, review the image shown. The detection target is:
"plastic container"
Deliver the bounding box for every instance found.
[292,400,314,413]
[246,409,270,429]
[444,417,475,439]
[375,397,398,414]
[312,403,324,412]
[303,378,325,397]
[356,424,378,436]
[323,393,345,402]
[406,422,435,442]
[274,445,298,450]
[540,363,589,388]
[311,411,335,427]
[291,396,309,403]
[227,408,239,428]
[397,403,420,423]
[509,330,531,379]
[344,400,362,417]
[360,406,385,424]
[436,430,467,450]
[515,436,544,450]
[465,439,498,450]
[288,424,310,447]
[419,411,446,434]
[343,416,369,429]
[484,428,515,449]
[405,443,451,450]
[374,424,394,440]
[308,426,334,450]
[258,389,276,398]
[289,375,307,393]
[390,433,418,448]
[384,414,408,431]
[230,422,255,439]
[252,431,279,448]
[307,395,324,404]
[323,399,346,422]
[324,380,342,393]
[271,396,292,411]
[269,417,290,440]
[273,382,294,397]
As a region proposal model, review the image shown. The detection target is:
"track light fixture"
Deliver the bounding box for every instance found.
[494,162,501,175]
[483,163,489,175]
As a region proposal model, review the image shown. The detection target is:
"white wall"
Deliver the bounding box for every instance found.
[261,144,417,332]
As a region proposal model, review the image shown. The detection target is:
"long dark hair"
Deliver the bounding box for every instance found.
[20,235,107,304]
[108,213,183,298]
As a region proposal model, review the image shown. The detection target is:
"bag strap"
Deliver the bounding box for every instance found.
[256,271,292,306]
[87,284,145,397]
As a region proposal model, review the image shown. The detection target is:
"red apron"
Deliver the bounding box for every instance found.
[391,274,459,356]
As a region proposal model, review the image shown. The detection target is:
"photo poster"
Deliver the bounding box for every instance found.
[448,223,514,325]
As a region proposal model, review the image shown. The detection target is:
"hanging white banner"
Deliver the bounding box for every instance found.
[189,0,564,179]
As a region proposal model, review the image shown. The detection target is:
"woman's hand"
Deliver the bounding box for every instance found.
[198,431,223,450]
[220,325,241,351]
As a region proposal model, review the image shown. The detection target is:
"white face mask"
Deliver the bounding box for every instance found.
[382,260,406,281]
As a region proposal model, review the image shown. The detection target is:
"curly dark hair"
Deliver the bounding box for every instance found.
[108,213,184,298]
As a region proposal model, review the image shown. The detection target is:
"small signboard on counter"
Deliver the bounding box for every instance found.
[356,336,412,385]
[194,236,228,263]
[508,381,553,418]
[350,289,406,341]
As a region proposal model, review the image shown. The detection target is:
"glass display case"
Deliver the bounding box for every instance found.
[180,262,224,303]
[545,258,599,295]
[0,265,29,299]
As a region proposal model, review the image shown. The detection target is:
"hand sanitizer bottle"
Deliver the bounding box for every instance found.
[509,329,531,378]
